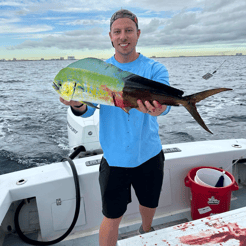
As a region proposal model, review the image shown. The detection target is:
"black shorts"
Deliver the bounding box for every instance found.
[99,150,165,219]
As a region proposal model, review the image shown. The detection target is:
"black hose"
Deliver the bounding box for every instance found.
[69,146,85,160]
[14,147,83,245]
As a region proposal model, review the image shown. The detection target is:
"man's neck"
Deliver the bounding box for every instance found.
[114,51,139,63]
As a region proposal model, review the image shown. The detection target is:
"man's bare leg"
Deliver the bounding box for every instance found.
[139,204,156,232]
[99,215,123,246]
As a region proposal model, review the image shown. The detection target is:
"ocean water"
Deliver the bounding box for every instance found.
[0,56,245,175]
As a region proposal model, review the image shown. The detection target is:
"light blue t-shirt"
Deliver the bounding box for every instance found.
[82,54,171,167]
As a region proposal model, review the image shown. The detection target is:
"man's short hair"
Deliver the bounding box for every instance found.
[110,9,138,29]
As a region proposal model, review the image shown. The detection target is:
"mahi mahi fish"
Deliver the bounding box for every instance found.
[53,57,232,134]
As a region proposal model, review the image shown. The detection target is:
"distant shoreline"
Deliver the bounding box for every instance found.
[0,54,244,62]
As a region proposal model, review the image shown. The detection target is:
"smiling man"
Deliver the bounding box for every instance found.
[60,9,171,246]
[109,12,140,63]
[98,10,171,246]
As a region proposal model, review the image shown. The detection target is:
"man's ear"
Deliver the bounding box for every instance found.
[109,32,114,47]
[137,29,141,39]
[109,31,112,41]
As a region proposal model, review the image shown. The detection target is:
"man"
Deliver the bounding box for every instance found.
[60,9,171,246]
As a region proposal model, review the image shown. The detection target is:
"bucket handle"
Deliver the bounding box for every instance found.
[184,176,191,187]
[231,182,239,191]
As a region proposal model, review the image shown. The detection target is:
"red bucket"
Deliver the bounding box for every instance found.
[184,166,239,220]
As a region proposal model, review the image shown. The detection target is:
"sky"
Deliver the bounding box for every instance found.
[0,0,246,60]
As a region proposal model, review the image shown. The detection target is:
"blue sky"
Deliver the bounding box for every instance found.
[1,0,245,60]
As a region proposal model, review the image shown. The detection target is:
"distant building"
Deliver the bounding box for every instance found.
[60,57,64,60]
[0,59,5,62]
[68,56,75,60]
[236,53,242,56]
[13,58,17,61]
[41,58,44,60]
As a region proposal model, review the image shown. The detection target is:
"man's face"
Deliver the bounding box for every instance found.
[109,18,140,60]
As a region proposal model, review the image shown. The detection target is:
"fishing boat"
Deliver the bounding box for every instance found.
[0,108,246,246]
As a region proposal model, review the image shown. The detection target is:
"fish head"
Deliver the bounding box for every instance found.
[53,68,76,101]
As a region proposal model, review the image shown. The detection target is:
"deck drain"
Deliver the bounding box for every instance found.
[16,179,27,185]
[232,144,242,148]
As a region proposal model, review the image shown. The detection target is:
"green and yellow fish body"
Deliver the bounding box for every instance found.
[53,58,232,134]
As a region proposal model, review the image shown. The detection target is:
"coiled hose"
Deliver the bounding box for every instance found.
[14,146,84,245]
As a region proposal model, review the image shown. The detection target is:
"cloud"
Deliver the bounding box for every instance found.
[64,19,109,26]
[124,0,201,12]
[3,0,246,53]
[140,18,163,34]
[64,28,103,36]
[5,0,120,14]
[0,24,53,34]
[138,0,246,47]
[202,0,235,12]
[0,1,22,7]
[165,11,197,30]
[7,28,111,50]
[0,0,201,16]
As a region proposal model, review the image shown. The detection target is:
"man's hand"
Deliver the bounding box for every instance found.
[136,100,167,116]
[59,97,87,113]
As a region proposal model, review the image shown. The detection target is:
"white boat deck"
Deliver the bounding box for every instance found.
[118,204,246,246]
[2,185,246,246]
[1,139,246,246]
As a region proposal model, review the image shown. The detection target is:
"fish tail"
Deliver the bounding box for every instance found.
[182,88,232,134]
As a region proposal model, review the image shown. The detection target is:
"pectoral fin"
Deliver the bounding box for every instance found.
[81,101,100,109]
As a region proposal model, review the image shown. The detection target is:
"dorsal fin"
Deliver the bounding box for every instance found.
[66,58,131,81]
[123,74,184,96]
